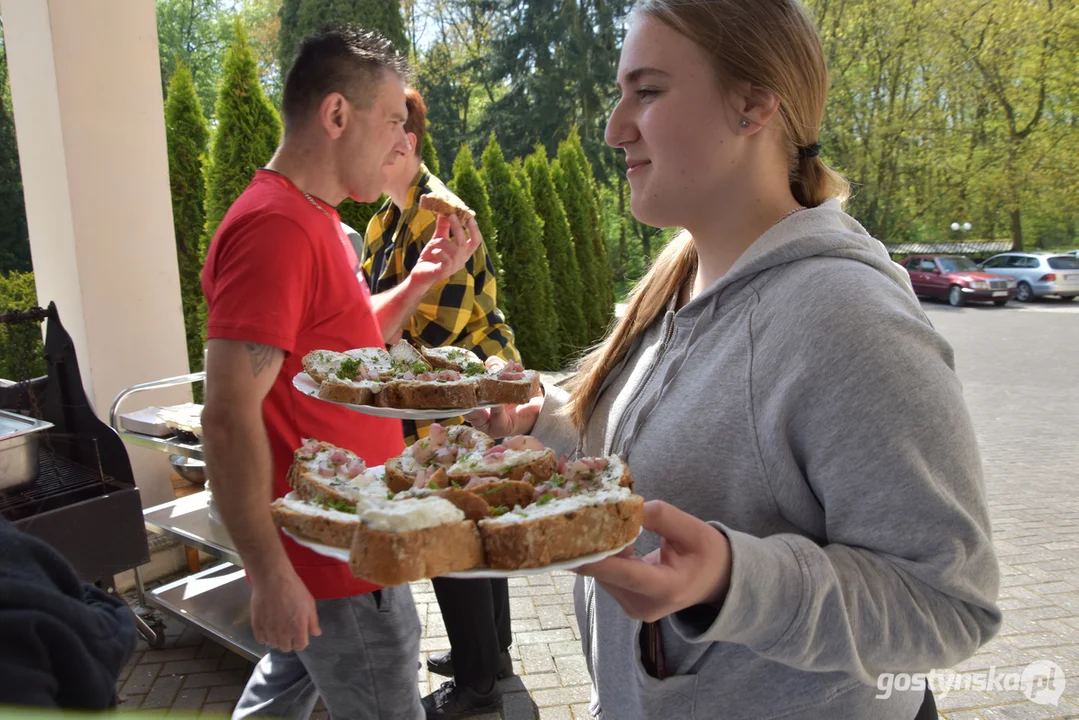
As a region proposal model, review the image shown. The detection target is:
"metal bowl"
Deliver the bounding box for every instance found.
[169,454,207,486]
[0,410,54,490]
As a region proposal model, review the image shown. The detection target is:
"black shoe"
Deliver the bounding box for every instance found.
[422,680,503,719]
[426,649,514,680]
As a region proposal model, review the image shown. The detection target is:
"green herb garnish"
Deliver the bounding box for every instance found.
[491,506,510,516]
[451,481,462,489]
[478,481,511,496]
[536,492,554,506]
[298,454,315,462]
[322,498,355,513]
[550,474,566,487]
[427,480,440,490]
[513,508,528,517]
[387,491,396,500]
[337,357,361,380]
[463,362,486,376]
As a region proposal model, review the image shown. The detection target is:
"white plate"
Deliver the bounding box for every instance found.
[118,406,173,437]
[292,372,500,420]
[282,525,642,580]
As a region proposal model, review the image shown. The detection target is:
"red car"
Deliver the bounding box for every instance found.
[901,255,1017,306]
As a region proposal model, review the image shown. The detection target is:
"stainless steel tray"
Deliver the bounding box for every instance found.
[0,410,54,490]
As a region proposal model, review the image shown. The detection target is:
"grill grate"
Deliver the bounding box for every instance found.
[0,445,123,521]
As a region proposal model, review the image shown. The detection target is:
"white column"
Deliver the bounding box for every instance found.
[2,0,192,507]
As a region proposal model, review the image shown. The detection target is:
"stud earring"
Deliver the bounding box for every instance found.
[740,120,750,128]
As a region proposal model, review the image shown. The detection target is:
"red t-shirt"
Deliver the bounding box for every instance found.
[202,169,404,600]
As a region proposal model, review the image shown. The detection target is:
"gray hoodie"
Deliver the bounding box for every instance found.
[532,201,1001,720]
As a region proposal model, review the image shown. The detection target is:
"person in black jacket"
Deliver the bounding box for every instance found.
[0,516,136,709]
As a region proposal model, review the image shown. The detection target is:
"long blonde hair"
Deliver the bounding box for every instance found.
[562,0,849,430]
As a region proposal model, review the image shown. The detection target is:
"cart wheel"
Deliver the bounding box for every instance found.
[131,607,168,648]
[148,621,167,649]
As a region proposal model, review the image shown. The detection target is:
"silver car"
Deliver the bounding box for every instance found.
[978,252,1079,302]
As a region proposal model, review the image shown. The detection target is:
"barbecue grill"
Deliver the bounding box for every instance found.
[0,303,164,647]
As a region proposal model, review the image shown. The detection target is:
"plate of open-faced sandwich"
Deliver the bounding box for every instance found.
[293,340,540,420]
[270,428,644,584]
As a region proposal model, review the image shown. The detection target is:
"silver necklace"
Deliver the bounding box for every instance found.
[300,189,335,221]
[688,205,806,302]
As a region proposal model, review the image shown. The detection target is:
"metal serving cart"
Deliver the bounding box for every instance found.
[110,373,263,662]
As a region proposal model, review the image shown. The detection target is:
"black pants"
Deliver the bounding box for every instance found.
[431,577,512,690]
[914,688,938,720]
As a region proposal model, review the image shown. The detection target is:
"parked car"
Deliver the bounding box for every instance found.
[977,252,1079,302]
[1064,249,1079,259]
[901,255,1017,307]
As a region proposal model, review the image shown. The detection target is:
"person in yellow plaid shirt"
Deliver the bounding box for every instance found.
[360,88,517,720]
[360,92,519,448]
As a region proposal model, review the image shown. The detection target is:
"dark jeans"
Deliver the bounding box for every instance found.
[431,577,512,691]
[914,688,938,720]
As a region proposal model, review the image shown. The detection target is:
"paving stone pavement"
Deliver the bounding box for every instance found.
[116,301,1079,719]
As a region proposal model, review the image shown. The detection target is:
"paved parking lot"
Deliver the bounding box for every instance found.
[117,298,1079,719]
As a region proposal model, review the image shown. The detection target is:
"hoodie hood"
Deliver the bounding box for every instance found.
[690,199,913,310]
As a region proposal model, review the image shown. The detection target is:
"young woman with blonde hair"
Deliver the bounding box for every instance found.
[467,1,1001,717]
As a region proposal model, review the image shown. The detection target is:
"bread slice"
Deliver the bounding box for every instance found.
[385,424,494,492]
[531,455,634,497]
[348,494,483,585]
[317,373,383,406]
[303,348,395,384]
[476,370,542,405]
[419,193,476,225]
[421,346,483,372]
[349,520,484,586]
[271,494,359,549]
[389,340,431,372]
[448,442,558,484]
[376,377,478,410]
[287,439,384,507]
[479,488,644,569]
[463,479,536,512]
[431,487,492,521]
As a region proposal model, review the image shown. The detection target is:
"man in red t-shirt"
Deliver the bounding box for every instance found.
[200,27,481,720]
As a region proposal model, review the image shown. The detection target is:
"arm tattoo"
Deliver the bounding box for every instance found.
[245,342,276,377]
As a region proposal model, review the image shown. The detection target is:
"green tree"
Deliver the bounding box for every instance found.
[450,144,500,277]
[554,140,604,338]
[481,135,559,369]
[421,131,441,176]
[240,0,286,109]
[278,0,409,76]
[940,0,1076,250]
[525,146,587,359]
[0,24,29,275]
[338,198,384,234]
[165,61,210,383]
[0,271,46,381]
[480,0,628,171]
[559,129,613,332]
[156,0,232,118]
[203,21,283,247]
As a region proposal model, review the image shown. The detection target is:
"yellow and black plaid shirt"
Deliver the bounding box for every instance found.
[361,164,519,441]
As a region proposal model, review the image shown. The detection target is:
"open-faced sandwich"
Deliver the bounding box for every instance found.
[301,341,541,411]
[477,455,641,569]
[418,192,476,225]
[271,439,485,586]
[385,424,557,491]
[271,432,642,584]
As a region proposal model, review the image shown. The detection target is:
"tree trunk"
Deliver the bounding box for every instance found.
[1009,208,1024,252]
